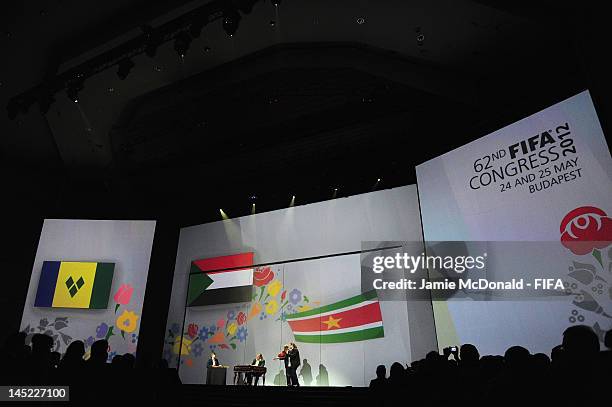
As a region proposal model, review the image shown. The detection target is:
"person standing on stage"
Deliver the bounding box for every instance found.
[207,351,220,367]
[274,344,291,386]
[287,342,301,387]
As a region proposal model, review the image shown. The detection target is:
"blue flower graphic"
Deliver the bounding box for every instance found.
[170,323,180,335]
[108,351,117,362]
[209,325,216,333]
[85,336,95,347]
[163,347,173,362]
[95,323,109,339]
[288,289,302,305]
[198,326,210,339]
[236,327,248,342]
[193,341,204,357]
[227,310,236,321]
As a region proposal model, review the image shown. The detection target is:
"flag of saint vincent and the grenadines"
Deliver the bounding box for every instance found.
[187,253,254,306]
[34,261,115,309]
[286,290,384,343]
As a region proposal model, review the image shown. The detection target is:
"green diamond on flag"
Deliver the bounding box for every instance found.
[285,290,384,343]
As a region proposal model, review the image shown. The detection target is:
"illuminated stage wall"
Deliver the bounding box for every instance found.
[164,186,437,385]
[416,90,612,355]
[20,219,156,359]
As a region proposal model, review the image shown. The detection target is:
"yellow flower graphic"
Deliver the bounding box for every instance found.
[266,299,279,315]
[116,310,139,333]
[267,280,282,297]
[172,335,192,355]
[227,322,238,336]
[297,305,312,312]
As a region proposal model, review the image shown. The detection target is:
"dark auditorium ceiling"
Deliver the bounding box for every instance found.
[0,0,593,224]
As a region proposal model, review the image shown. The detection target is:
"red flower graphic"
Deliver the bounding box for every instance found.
[253,266,274,287]
[113,284,134,305]
[560,206,612,255]
[236,311,246,326]
[187,323,199,339]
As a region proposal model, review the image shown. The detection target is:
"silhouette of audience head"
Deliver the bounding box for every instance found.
[63,340,85,361]
[531,352,550,372]
[111,354,123,366]
[504,346,530,371]
[375,364,386,379]
[604,329,611,350]
[50,351,61,368]
[389,361,404,379]
[562,325,600,362]
[122,353,136,369]
[89,339,109,365]
[31,333,54,357]
[460,343,480,365]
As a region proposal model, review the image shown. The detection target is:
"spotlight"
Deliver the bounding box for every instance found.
[272,0,282,6]
[289,195,295,207]
[117,58,135,80]
[174,31,192,58]
[332,188,338,199]
[372,178,381,190]
[416,33,425,46]
[65,78,84,103]
[222,9,241,36]
[220,209,229,220]
[251,203,256,215]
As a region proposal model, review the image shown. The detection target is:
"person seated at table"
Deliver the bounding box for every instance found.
[207,351,221,367]
[247,353,265,385]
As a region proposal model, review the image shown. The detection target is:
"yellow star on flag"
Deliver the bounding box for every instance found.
[323,315,342,330]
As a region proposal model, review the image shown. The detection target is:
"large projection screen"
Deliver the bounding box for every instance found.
[163,186,438,385]
[416,90,612,355]
[20,219,156,359]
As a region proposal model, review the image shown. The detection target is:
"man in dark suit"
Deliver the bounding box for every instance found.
[287,343,301,387]
[207,351,220,367]
[247,353,265,385]
[274,345,291,386]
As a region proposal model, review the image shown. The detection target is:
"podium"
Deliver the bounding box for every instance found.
[206,366,227,385]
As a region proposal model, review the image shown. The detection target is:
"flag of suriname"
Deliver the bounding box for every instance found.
[285,290,384,343]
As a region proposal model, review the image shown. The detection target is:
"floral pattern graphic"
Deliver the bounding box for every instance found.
[253,266,274,287]
[187,323,199,339]
[23,280,140,356]
[560,206,612,342]
[163,264,319,367]
[560,206,612,259]
[116,310,139,333]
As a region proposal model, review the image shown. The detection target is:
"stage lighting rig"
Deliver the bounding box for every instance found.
[38,92,55,115]
[174,31,193,58]
[117,58,135,80]
[65,77,84,103]
[222,9,242,36]
[142,25,163,58]
[189,20,206,38]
